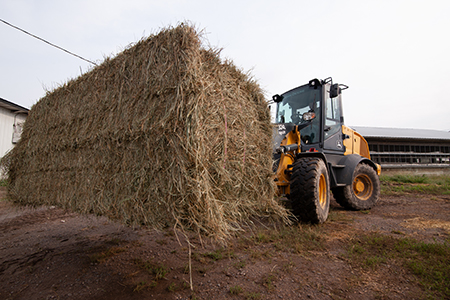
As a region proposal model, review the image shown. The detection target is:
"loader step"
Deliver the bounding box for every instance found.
[332,164,346,169]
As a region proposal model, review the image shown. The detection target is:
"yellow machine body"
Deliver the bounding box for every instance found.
[275,127,301,195]
[342,125,381,175]
[274,125,381,195]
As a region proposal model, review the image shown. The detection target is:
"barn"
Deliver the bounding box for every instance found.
[353,126,450,175]
[0,97,29,166]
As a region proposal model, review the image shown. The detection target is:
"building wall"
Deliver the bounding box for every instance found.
[0,106,27,159]
[366,137,450,175]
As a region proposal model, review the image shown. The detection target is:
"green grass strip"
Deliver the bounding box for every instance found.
[347,233,450,297]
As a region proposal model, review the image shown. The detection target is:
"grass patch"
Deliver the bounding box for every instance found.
[198,247,235,262]
[262,273,277,291]
[382,174,430,184]
[191,252,207,264]
[327,207,354,223]
[133,281,146,292]
[0,179,7,187]
[249,248,272,260]
[203,248,224,261]
[167,282,178,292]
[244,292,261,299]
[381,174,450,195]
[133,280,157,292]
[229,285,243,295]
[364,255,386,269]
[134,258,169,280]
[282,260,295,273]
[254,231,272,244]
[241,223,325,254]
[234,260,246,269]
[347,232,450,298]
[191,248,232,264]
[277,224,325,253]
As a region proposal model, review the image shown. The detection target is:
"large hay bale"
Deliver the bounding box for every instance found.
[3,24,288,239]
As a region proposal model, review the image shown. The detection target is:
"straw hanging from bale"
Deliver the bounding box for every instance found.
[1,23,289,240]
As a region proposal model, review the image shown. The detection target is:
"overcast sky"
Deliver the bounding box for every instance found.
[1,0,449,131]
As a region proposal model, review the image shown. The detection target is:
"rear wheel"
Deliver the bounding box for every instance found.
[332,163,380,210]
[290,157,330,223]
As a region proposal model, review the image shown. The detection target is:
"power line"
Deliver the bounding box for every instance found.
[0,18,98,66]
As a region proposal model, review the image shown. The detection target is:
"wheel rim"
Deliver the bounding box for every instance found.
[353,174,373,200]
[318,173,327,208]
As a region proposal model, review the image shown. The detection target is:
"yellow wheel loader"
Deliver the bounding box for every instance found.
[272,77,381,223]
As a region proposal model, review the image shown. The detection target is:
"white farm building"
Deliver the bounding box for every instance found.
[0,97,29,165]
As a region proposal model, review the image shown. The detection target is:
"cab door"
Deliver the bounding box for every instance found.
[323,90,345,154]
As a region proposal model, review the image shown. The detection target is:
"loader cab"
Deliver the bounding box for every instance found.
[273,78,346,153]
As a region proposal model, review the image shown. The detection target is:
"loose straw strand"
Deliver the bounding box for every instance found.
[223,102,227,169]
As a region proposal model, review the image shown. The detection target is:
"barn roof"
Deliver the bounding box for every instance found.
[0,97,29,114]
[351,126,450,141]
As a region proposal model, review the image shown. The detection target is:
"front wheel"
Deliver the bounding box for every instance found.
[332,163,380,210]
[290,157,330,223]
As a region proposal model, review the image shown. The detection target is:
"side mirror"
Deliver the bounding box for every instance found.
[330,84,341,98]
[330,83,349,98]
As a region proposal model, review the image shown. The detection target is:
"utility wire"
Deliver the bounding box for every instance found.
[0,18,98,66]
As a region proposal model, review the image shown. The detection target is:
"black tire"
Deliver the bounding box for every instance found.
[290,157,330,224]
[332,163,380,210]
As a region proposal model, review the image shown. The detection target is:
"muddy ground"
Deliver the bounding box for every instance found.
[1,186,449,300]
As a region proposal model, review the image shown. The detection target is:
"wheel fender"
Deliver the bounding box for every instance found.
[296,152,328,168]
[335,154,377,186]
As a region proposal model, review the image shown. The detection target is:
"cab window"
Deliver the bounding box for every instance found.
[325,93,342,138]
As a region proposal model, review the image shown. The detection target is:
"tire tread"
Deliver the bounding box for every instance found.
[290,157,329,223]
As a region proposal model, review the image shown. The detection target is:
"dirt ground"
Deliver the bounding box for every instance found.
[1,186,449,300]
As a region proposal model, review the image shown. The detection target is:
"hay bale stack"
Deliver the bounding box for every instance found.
[3,24,287,239]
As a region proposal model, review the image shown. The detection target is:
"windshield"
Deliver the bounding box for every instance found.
[275,85,322,144]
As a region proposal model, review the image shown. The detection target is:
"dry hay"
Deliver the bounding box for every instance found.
[2,24,288,240]
[402,217,450,232]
